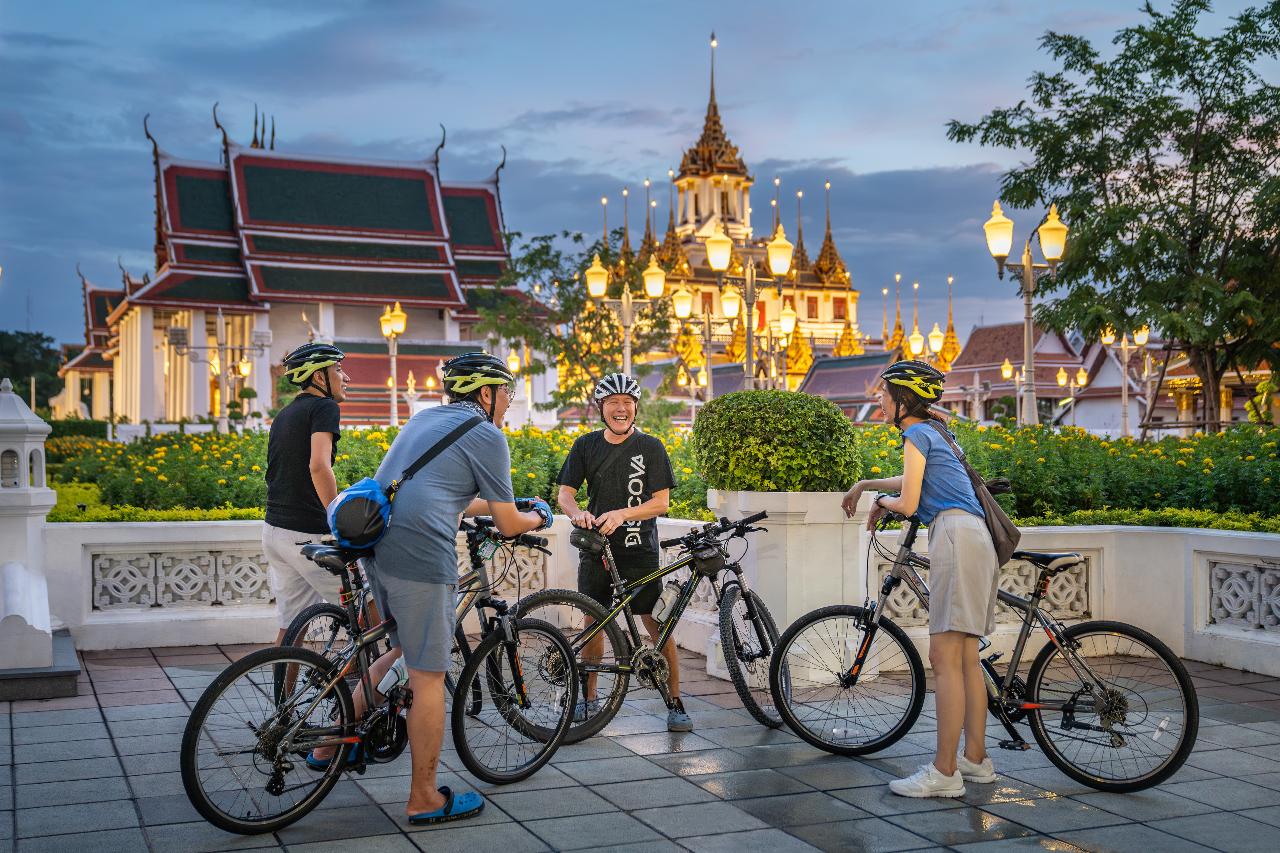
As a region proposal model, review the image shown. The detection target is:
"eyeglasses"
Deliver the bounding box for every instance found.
[501,383,520,404]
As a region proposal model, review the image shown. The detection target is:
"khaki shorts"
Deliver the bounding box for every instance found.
[927,510,1000,636]
[262,523,338,629]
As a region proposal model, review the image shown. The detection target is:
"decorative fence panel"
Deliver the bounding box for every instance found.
[1209,558,1280,631]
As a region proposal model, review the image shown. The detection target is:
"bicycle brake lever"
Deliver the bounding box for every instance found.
[533,546,552,556]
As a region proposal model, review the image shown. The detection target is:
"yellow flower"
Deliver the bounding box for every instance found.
[157,474,167,482]
[526,472,536,479]
[1245,455,1256,461]
[238,475,247,481]
[682,467,693,474]
[511,467,517,474]
[870,466,882,474]
[250,465,262,472]
[1036,457,1045,464]
[217,478,226,485]
[1177,460,1187,467]
[134,477,143,483]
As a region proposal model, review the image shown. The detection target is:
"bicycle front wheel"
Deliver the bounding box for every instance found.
[770,605,925,756]
[181,647,354,834]
[450,617,577,784]
[718,584,783,728]
[1026,620,1198,792]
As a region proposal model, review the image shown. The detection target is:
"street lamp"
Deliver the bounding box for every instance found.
[1101,325,1148,437]
[585,253,608,299]
[983,200,1069,426]
[642,255,667,299]
[1057,365,1087,427]
[928,323,945,356]
[703,222,792,389]
[380,301,407,427]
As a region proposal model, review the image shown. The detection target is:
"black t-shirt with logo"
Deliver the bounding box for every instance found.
[265,394,341,534]
[557,429,676,561]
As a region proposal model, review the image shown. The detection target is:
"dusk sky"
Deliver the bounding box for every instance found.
[0,1,1266,347]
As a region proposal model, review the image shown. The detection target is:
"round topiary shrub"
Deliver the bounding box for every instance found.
[693,390,862,492]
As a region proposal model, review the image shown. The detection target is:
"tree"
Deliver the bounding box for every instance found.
[471,230,676,419]
[0,330,63,408]
[948,0,1280,429]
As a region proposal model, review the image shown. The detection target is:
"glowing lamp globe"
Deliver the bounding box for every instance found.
[928,323,944,354]
[1001,358,1014,381]
[1076,367,1088,387]
[720,286,741,319]
[705,224,732,273]
[237,358,252,377]
[1038,204,1068,264]
[672,286,694,320]
[585,253,609,299]
[1057,367,1068,388]
[766,225,794,278]
[506,351,521,374]
[984,201,1014,262]
[1134,325,1150,347]
[908,328,925,357]
[1101,327,1116,346]
[642,255,666,299]
[780,302,798,336]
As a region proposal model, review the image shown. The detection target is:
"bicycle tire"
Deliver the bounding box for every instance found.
[181,646,354,834]
[770,604,925,756]
[514,588,632,743]
[449,617,576,784]
[445,623,473,698]
[1025,619,1199,792]
[283,603,351,654]
[718,584,783,728]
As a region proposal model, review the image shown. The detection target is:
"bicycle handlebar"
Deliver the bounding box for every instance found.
[659,510,769,549]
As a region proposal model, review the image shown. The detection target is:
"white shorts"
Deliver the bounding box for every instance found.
[927,509,1000,637]
[262,523,338,629]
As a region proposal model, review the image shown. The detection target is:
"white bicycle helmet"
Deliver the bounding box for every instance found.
[593,373,641,402]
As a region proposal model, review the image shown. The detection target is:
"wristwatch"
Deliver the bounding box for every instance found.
[874,494,887,509]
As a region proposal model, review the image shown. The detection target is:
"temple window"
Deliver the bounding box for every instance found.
[1,449,19,488]
[807,297,819,319]
[833,299,846,320]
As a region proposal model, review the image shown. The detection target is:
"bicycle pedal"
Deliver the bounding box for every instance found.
[997,739,1031,751]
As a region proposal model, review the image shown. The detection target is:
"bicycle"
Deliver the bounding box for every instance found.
[769,500,1199,793]
[515,511,784,742]
[180,541,576,834]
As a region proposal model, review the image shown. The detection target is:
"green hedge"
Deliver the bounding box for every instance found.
[694,390,862,491]
[1013,508,1280,533]
[50,419,109,438]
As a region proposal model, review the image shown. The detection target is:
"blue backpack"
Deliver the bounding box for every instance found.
[326,415,483,549]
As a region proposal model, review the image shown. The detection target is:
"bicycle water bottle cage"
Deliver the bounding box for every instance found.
[692,543,726,576]
[570,527,608,556]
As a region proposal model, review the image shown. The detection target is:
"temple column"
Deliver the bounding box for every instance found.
[187,310,209,419]
[316,302,335,343]
[1220,387,1234,429]
[136,306,159,423]
[1175,389,1195,437]
[91,372,111,420]
[251,311,272,418]
[120,311,135,422]
[442,308,460,341]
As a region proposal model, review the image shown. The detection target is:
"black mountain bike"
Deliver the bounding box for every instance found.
[180,542,576,834]
[769,504,1198,792]
[515,511,783,742]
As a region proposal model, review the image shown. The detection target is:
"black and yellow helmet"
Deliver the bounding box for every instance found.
[283,342,345,388]
[881,359,945,401]
[441,351,515,397]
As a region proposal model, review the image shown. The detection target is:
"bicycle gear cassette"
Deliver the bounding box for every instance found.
[631,646,670,690]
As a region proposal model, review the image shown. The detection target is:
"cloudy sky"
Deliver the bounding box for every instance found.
[0,0,1264,346]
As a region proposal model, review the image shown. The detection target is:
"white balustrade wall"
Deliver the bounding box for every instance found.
[37,498,1280,677]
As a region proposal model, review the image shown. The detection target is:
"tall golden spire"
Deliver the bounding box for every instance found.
[678,32,748,179]
[810,180,850,286]
[939,274,962,371]
[881,287,889,347]
[791,190,810,274]
[889,273,904,351]
[620,187,633,262]
[658,169,691,277]
[639,178,659,260]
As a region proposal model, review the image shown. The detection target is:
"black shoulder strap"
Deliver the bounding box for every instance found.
[388,415,483,495]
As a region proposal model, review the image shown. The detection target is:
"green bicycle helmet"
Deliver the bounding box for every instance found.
[283,342,345,397]
[441,351,515,421]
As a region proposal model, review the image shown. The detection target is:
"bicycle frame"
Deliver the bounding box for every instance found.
[849,516,1113,750]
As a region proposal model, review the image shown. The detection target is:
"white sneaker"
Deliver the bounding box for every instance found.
[888,763,966,798]
[956,754,997,783]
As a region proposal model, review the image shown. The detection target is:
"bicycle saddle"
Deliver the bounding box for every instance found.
[301,543,373,574]
[1011,550,1083,574]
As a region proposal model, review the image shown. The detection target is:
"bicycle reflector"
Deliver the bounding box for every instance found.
[570,527,608,555]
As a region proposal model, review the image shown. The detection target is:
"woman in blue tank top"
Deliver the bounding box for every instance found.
[840,360,1001,799]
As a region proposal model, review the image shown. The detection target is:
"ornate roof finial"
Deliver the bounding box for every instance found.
[658,169,691,277]
[144,113,167,270]
[678,32,748,180]
[432,124,446,170]
[881,287,890,347]
[811,180,850,286]
[889,273,904,351]
[639,178,659,260]
[792,190,810,273]
[492,144,507,184]
[142,113,159,157]
[709,31,717,105]
[619,187,633,264]
[212,102,230,163]
[251,105,260,148]
[939,274,961,370]
[270,116,276,150]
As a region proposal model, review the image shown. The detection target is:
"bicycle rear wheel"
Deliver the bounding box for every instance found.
[718,584,783,728]
[181,647,354,834]
[514,588,631,743]
[450,617,576,784]
[1026,620,1198,792]
[770,605,925,756]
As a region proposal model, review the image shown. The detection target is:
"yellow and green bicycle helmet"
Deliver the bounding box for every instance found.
[283,342,345,396]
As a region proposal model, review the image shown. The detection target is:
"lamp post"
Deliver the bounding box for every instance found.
[1100,325,1148,438]
[673,283,731,402]
[1057,366,1088,427]
[1001,358,1025,424]
[380,301,407,427]
[703,222,793,389]
[585,198,667,375]
[166,307,271,431]
[984,201,1069,426]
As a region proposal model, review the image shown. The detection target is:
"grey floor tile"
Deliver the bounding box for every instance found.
[1053,823,1219,853]
[9,709,102,728]
[1070,788,1218,822]
[949,837,1099,852]
[574,842,684,853]
[1184,746,1280,775]
[612,731,720,755]
[13,755,122,784]
[106,715,188,738]
[285,834,418,853]
[127,770,183,799]
[884,807,1038,846]
[16,800,138,838]
[693,709,760,729]
[732,742,845,771]
[145,820,282,851]
[689,768,815,800]
[12,722,108,745]
[776,760,893,790]
[648,747,760,775]
[120,751,180,775]
[487,786,614,821]
[981,796,1130,834]
[632,800,768,838]
[955,778,1057,808]
[1237,804,1280,828]
[829,783,966,817]
[522,811,661,850]
[113,732,183,754]
[547,738,637,763]
[1196,724,1280,749]
[787,816,941,852]
[732,790,868,827]
[1149,811,1280,853]
[10,737,116,764]
[594,777,719,810]
[682,827,824,852]
[16,775,127,811]
[14,827,148,853]
[274,803,399,845]
[556,756,672,785]
[695,725,799,748]
[100,702,190,722]
[136,792,204,826]
[999,767,1127,798]
[408,820,548,853]
[600,715,673,737]
[1162,776,1280,810]
[1242,741,1280,761]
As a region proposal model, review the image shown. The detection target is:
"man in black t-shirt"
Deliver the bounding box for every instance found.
[262,342,350,645]
[557,373,690,731]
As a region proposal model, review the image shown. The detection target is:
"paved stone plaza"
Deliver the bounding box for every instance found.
[3,646,1280,853]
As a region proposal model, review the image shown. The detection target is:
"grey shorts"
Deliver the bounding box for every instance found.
[364,566,455,672]
[927,510,1000,637]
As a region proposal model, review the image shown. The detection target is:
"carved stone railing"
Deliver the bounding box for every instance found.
[1209,558,1280,631]
[874,555,1091,628]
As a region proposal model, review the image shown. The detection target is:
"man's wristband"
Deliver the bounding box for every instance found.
[874,494,887,509]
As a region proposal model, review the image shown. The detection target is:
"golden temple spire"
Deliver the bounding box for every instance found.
[889,273,904,351]
[678,32,748,179]
[619,187,633,263]
[791,190,810,273]
[658,170,691,277]
[881,287,889,347]
[832,319,864,357]
[938,274,962,371]
[811,180,850,286]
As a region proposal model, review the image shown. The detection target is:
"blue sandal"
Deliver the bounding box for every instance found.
[408,786,485,825]
[304,744,361,771]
